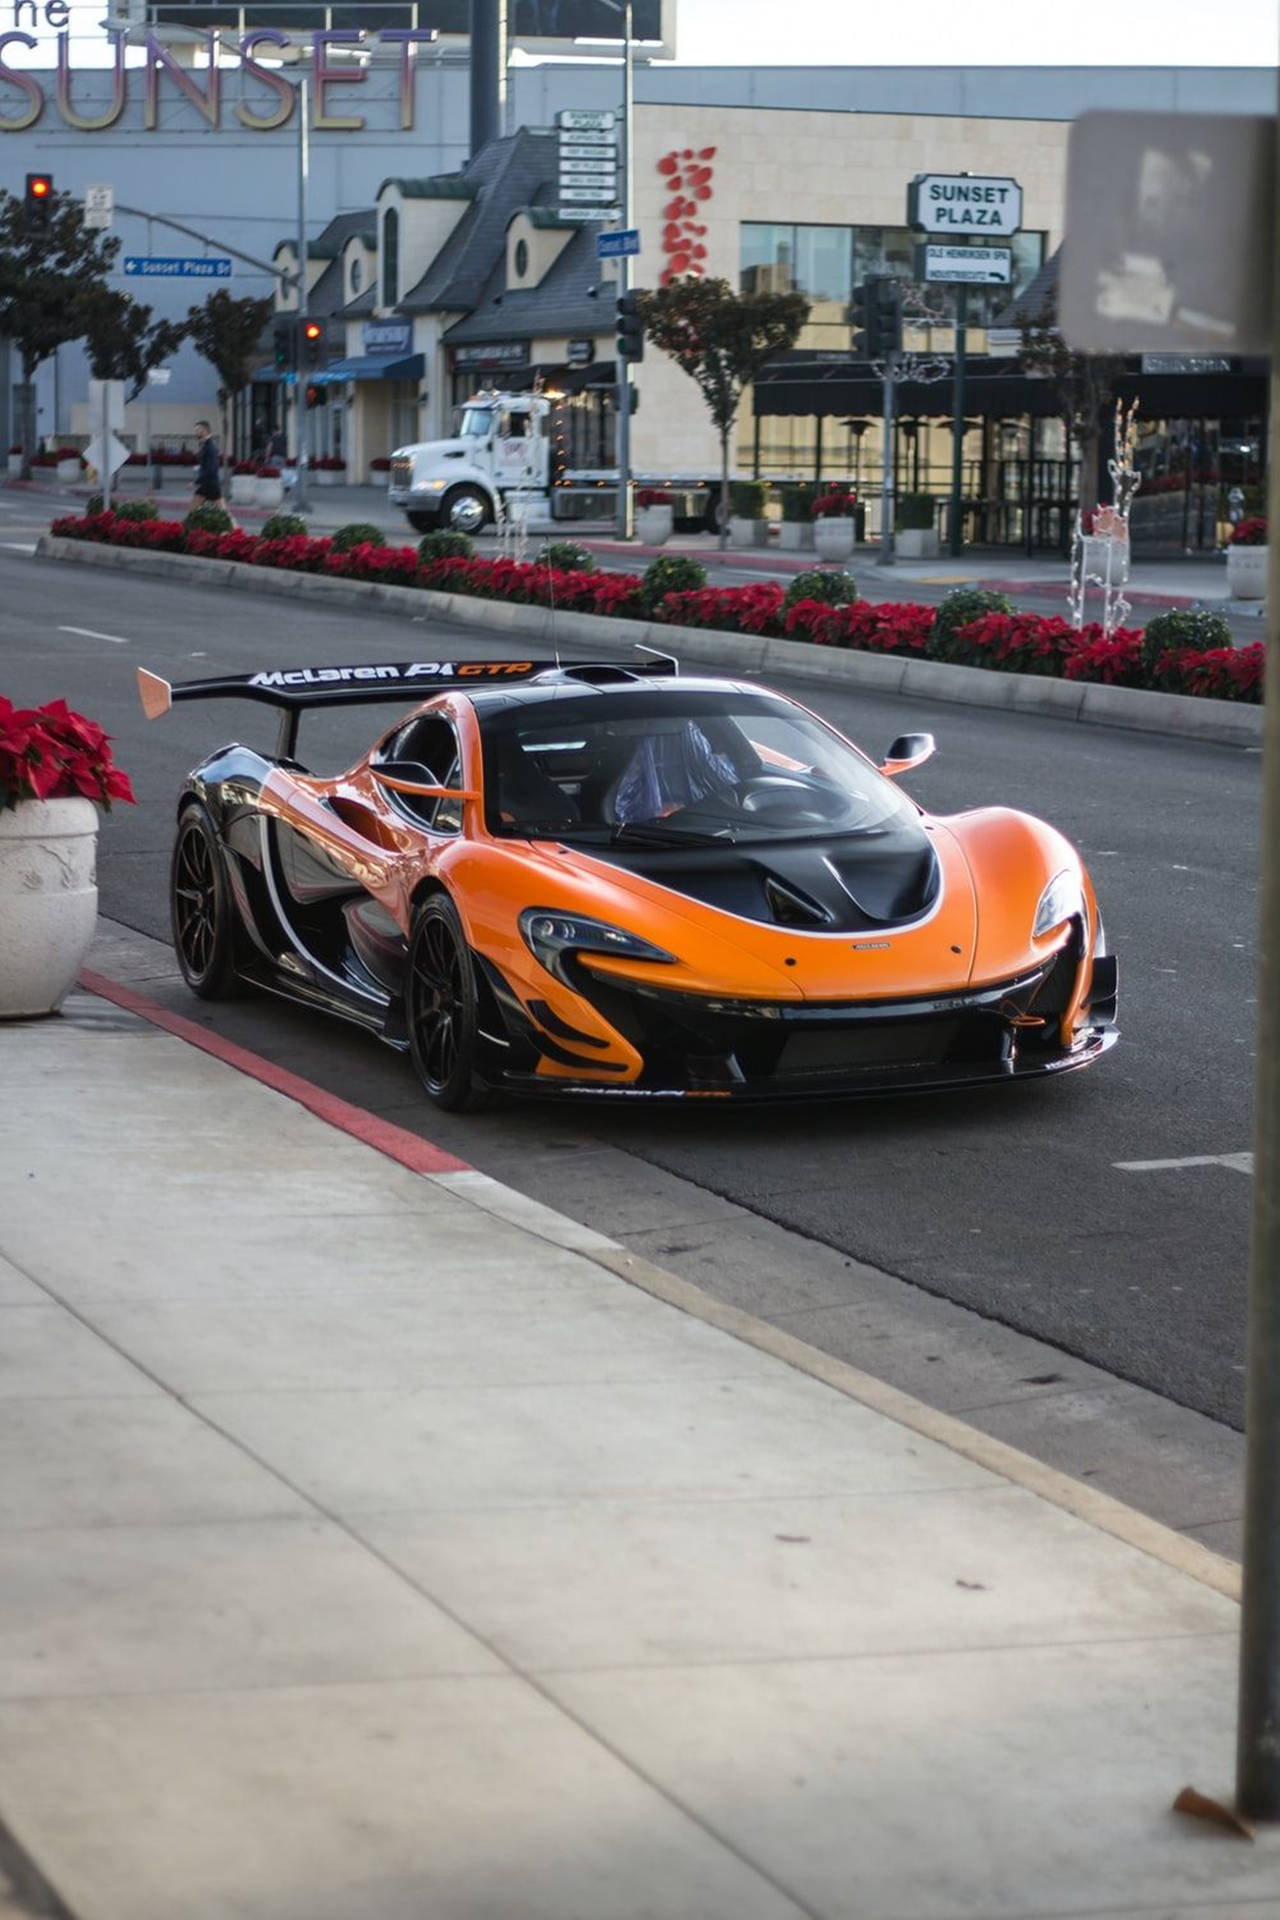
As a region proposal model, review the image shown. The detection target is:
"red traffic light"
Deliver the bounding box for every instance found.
[27,174,51,199]
[303,321,322,341]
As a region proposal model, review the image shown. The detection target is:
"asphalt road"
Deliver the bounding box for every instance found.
[2,536,1260,1435]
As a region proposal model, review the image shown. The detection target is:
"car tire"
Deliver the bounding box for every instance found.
[405,894,489,1111]
[170,803,240,999]
[442,485,491,534]
[407,512,436,534]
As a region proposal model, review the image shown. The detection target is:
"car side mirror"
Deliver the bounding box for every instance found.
[879,732,936,778]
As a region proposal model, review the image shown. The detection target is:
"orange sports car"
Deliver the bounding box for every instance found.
[140,654,1117,1109]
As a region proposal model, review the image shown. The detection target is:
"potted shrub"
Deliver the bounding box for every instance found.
[812,489,858,560]
[313,454,347,488]
[896,493,939,559]
[779,485,815,551]
[54,447,84,484]
[635,487,674,545]
[729,480,769,548]
[1226,516,1267,600]
[254,465,284,508]
[229,460,258,506]
[0,695,135,1017]
[369,455,392,488]
[7,444,21,479]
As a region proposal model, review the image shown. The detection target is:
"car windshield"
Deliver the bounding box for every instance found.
[459,406,493,439]
[480,689,917,844]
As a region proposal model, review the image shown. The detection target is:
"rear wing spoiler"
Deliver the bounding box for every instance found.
[137,653,678,758]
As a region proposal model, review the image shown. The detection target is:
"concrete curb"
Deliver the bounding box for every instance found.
[36,532,1263,749]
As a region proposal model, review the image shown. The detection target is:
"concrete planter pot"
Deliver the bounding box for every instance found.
[729,516,768,548]
[0,797,99,1018]
[314,469,346,487]
[7,454,22,478]
[635,504,673,544]
[229,474,257,505]
[254,476,285,509]
[813,517,856,560]
[896,527,940,558]
[778,521,815,551]
[55,460,82,484]
[1227,544,1267,600]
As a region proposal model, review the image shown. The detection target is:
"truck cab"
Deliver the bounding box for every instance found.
[388,394,552,534]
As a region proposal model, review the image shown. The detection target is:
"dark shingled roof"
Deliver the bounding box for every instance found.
[442,220,612,344]
[399,129,564,316]
[379,175,478,202]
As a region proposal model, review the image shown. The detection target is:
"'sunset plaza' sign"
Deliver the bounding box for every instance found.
[908,174,1023,237]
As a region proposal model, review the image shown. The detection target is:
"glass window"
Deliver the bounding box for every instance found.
[793,226,852,305]
[350,255,363,296]
[741,224,795,295]
[381,208,399,310]
[459,405,493,438]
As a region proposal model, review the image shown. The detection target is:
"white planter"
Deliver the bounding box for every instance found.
[314,469,347,487]
[369,468,391,488]
[729,516,768,548]
[778,521,815,550]
[254,476,284,508]
[1227,544,1268,600]
[813,517,856,560]
[635,504,673,544]
[55,459,81,484]
[0,798,100,1019]
[229,474,257,505]
[896,527,940,558]
[7,454,21,478]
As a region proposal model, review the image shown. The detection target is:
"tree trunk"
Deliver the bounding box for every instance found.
[719,425,730,554]
[17,360,37,482]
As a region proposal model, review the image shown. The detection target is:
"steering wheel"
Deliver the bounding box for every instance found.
[736,774,852,825]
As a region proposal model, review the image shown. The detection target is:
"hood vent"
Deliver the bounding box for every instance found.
[763,875,832,927]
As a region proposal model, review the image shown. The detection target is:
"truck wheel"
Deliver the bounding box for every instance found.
[407,512,436,534]
[442,486,491,534]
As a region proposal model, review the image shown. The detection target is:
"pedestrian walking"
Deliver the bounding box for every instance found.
[191,420,224,510]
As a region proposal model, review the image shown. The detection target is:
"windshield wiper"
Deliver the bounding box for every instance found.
[610,819,735,848]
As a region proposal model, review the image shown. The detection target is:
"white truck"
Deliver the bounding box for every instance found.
[387,390,727,536]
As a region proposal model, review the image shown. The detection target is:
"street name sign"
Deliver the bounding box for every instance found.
[558,185,618,204]
[920,243,1012,284]
[596,228,641,259]
[124,256,232,279]
[1059,110,1273,354]
[558,108,615,130]
[908,174,1023,236]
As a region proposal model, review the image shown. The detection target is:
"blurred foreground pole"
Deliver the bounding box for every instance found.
[1236,57,1280,1822]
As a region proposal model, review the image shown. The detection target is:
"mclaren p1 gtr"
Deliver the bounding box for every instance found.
[138,654,1117,1108]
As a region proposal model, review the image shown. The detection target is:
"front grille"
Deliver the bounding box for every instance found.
[390,458,412,488]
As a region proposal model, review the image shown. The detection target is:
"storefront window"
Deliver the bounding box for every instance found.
[740,224,796,295]
[792,226,852,305]
[744,224,1046,329]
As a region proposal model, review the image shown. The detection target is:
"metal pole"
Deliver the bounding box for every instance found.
[101,378,112,511]
[949,282,968,557]
[1235,57,1280,1822]
[614,0,633,540]
[145,215,156,493]
[875,356,896,568]
[294,70,310,515]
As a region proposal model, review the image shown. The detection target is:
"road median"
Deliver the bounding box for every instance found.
[35,531,1263,748]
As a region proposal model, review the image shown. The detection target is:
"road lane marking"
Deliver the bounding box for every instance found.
[58,624,130,645]
[1,541,37,552]
[1115,1152,1254,1175]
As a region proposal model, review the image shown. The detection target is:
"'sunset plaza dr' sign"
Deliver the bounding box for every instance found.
[908,174,1023,236]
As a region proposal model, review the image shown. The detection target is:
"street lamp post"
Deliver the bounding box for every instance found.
[294,69,310,515]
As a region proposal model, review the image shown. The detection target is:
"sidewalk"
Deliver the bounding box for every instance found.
[9,471,1249,611]
[0,933,1270,1919]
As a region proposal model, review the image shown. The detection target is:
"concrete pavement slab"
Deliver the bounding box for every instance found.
[547,1637,1263,1920]
[0,1304,160,1400]
[0,1398,308,1532]
[356,1481,1229,1674]
[0,1255,49,1307]
[0,1679,808,1920]
[0,1516,501,1698]
[188,1370,997,1516]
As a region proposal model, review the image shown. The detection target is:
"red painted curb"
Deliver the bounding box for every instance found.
[79,968,472,1177]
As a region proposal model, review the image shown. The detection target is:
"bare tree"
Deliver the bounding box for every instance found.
[637,278,810,548]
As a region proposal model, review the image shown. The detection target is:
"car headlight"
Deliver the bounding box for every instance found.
[1033,869,1085,940]
[519,909,677,983]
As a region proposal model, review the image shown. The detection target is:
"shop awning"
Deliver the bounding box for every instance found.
[309,353,424,386]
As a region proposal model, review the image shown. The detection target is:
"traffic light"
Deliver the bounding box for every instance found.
[849,277,900,358]
[615,290,645,363]
[301,319,324,369]
[272,318,295,372]
[24,173,53,235]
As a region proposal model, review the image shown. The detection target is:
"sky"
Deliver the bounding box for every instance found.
[23,0,1280,65]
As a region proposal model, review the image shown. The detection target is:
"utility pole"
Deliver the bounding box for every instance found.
[875,355,896,568]
[948,280,969,557]
[615,0,634,540]
[294,69,310,515]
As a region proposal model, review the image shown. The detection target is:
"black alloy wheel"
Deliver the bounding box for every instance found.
[405,894,489,1110]
[170,804,240,998]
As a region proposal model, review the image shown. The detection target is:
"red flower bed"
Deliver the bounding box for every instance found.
[1154,644,1265,703]
[811,490,858,520]
[1230,517,1267,547]
[783,600,932,654]
[1060,627,1145,687]
[658,581,784,635]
